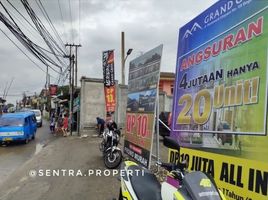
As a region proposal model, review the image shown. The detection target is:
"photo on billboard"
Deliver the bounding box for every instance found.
[127,89,157,112]
[124,44,163,168]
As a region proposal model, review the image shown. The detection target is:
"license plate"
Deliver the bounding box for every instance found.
[3,138,13,141]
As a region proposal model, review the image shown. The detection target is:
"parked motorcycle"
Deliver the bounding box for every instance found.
[99,122,122,169]
[118,136,226,200]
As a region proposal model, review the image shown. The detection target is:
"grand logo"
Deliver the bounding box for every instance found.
[204,0,243,24]
[182,22,202,39]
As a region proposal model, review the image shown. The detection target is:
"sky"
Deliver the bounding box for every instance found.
[0,0,216,104]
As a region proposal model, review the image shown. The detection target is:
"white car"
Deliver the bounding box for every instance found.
[31,109,42,127]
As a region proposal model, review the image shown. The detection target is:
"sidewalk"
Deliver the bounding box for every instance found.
[0,132,120,200]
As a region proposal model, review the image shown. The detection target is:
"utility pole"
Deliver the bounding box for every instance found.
[46,66,48,89]
[121,32,133,85]
[70,54,75,135]
[74,45,81,87]
[121,32,125,85]
[65,43,81,136]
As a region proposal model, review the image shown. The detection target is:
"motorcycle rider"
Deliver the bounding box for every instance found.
[105,113,118,130]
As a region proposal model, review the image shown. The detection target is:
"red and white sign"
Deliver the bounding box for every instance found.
[104,86,116,112]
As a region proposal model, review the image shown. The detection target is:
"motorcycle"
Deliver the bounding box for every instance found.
[118,136,226,200]
[99,122,122,169]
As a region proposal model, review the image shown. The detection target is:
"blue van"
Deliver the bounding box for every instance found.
[0,112,37,144]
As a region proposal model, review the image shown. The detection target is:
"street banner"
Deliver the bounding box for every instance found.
[171,1,268,200]
[102,50,116,112]
[124,44,163,168]
[102,50,115,87]
[49,84,57,96]
[104,86,116,112]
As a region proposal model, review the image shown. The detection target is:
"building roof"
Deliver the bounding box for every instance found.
[160,72,175,80]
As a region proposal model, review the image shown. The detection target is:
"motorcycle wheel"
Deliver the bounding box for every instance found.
[104,149,122,169]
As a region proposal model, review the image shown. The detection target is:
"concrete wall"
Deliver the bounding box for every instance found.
[80,77,173,132]
[159,91,173,113]
[80,77,128,131]
[80,78,106,131]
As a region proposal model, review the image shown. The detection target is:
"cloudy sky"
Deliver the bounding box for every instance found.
[0,0,216,104]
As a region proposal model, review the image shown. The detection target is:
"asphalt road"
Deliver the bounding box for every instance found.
[0,120,56,185]
[0,131,122,200]
[0,123,170,200]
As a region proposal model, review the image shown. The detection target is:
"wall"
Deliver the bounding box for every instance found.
[159,91,173,113]
[80,77,128,131]
[159,79,174,96]
[80,77,173,132]
[80,78,106,131]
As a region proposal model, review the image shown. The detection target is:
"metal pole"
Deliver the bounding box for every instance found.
[121,32,125,85]
[46,66,48,89]
[77,91,80,136]
[75,47,78,134]
[70,55,75,136]
[75,47,78,87]
[48,74,50,87]
[156,89,160,170]
[68,46,72,134]
[65,43,81,136]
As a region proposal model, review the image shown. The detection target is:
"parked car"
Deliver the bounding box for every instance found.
[31,109,42,127]
[0,112,37,144]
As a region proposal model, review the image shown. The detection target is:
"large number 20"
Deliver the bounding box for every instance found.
[177,90,211,125]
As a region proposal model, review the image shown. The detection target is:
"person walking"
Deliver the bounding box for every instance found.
[62,114,68,137]
[50,113,56,133]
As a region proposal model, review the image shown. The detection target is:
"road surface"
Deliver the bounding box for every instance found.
[0,120,56,185]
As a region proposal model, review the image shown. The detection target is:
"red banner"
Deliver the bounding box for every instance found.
[49,85,58,96]
[104,86,116,112]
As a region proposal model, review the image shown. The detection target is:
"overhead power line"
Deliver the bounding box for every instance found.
[0,28,45,74]
[4,78,15,99]
[21,0,67,67]
[0,0,70,86]
[0,2,63,73]
[68,0,74,42]
[78,0,81,44]
[8,8,66,58]
[0,13,60,73]
[57,0,66,42]
[35,0,66,51]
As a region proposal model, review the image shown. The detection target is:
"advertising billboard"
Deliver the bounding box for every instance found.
[171,1,268,199]
[102,50,116,112]
[102,50,115,87]
[124,45,163,168]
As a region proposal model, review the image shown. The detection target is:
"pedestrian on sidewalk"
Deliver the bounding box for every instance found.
[50,113,56,133]
[62,114,68,137]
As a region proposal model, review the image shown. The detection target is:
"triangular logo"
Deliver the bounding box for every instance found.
[182,22,202,39]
